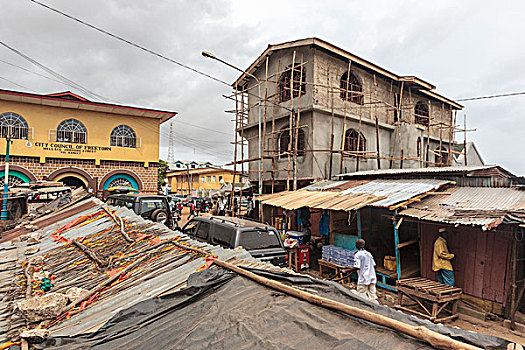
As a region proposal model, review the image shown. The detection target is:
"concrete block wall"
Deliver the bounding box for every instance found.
[239,45,457,183]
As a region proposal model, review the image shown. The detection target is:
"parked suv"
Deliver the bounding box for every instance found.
[106,194,172,228]
[181,216,286,267]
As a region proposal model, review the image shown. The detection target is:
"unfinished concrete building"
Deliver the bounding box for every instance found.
[230,38,463,193]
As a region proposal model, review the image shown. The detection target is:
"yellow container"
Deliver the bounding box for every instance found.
[384,256,397,271]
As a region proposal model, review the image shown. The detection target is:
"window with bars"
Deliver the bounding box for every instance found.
[0,112,29,139]
[110,125,137,148]
[417,137,422,158]
[414,102,429,126]
[340,71,364,105]
[278,64,306,102]
[344,129,366,155]
[56,119,87,143]
[278,128,305,158]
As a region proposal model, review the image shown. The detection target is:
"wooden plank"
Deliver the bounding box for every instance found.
[488,231,510,303]
[398,277,424,284]
[394,305,435,321]
[473,230,488,298]
[397,286,440,302]
[483,230,496,301]
[434,314,458,323]
[397,239,418,249]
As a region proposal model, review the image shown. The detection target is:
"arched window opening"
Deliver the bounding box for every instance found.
[0,174,25,186]
[279,64,306,102]
[278,128,305,158]
[110,125,137,148]
[344,129,366,155]
[415,101,429,126]
[57,119,87,144]
[0,112,28,139]
[435,146,449,166]
[108,177,133,188]
[340,71,364,105]
[416,137,421,158]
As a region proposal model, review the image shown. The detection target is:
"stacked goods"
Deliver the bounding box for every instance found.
[322,245,357,267]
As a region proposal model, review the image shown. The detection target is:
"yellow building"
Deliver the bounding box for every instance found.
[0,89,176,195]
[166,167,245,197]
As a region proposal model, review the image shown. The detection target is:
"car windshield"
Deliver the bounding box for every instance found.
[182,220,199,236]
[240,230,281,250]
[140,199,167,214]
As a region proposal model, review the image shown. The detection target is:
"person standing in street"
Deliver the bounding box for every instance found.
[354,239,378,302]
[433,227,455,286]
[189,201,195,219]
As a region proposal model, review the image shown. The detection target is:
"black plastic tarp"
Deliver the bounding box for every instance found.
[37,268,509,350]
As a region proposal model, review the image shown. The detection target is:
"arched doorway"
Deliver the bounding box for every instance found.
[58,176,87,189]
[48,168,93,191]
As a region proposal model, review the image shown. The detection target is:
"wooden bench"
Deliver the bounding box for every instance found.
[318,259,356,284]
[395,277,462,323]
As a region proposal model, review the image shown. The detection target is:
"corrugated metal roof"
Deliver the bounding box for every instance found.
[340,179,451,207]
[259,179,450,210]
[258,190,383,211]
[302,180,348,191]
[399,187,525,229]
[0,198,293,342]
[336,165,503,178]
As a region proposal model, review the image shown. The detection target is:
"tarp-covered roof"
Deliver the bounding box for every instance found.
[36,269,507,350]
[399,186,525,230]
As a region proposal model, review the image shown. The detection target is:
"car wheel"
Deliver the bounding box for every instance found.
[151,209,169,224]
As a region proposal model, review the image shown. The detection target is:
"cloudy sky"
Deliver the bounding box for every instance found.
[1,1,524,174]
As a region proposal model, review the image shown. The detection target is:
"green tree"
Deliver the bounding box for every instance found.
[158,159,170,191]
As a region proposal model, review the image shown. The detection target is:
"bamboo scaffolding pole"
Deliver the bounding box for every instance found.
[448,105,453,166]
[261,56,269,195]
[271,60,280,193]
[397,81,405,169]
[292,54,304,190]
[438,103,444,166]
[230,84,239,216]
[425,100,432,166]
[286,51,296,191]
[329,69,335,179]
[338,60,352,175]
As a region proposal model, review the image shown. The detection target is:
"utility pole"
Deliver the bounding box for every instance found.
[1,136,11,221]
[167,121,175,162]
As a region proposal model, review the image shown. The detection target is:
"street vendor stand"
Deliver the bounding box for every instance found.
[395,277,462,323]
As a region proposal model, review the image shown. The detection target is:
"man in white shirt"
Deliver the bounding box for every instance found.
[354,239,378,301]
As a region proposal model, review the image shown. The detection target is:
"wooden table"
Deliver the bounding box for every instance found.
[318,259,356,284]
[395,277,462,323]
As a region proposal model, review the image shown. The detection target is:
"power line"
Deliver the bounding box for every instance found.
[0,40,112,102]
[172,119,231,136]
[0,58,67,86]
[457,91,525,102]
[27,0,294,113]
[28,0,231,87]
[0,76,37,92]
